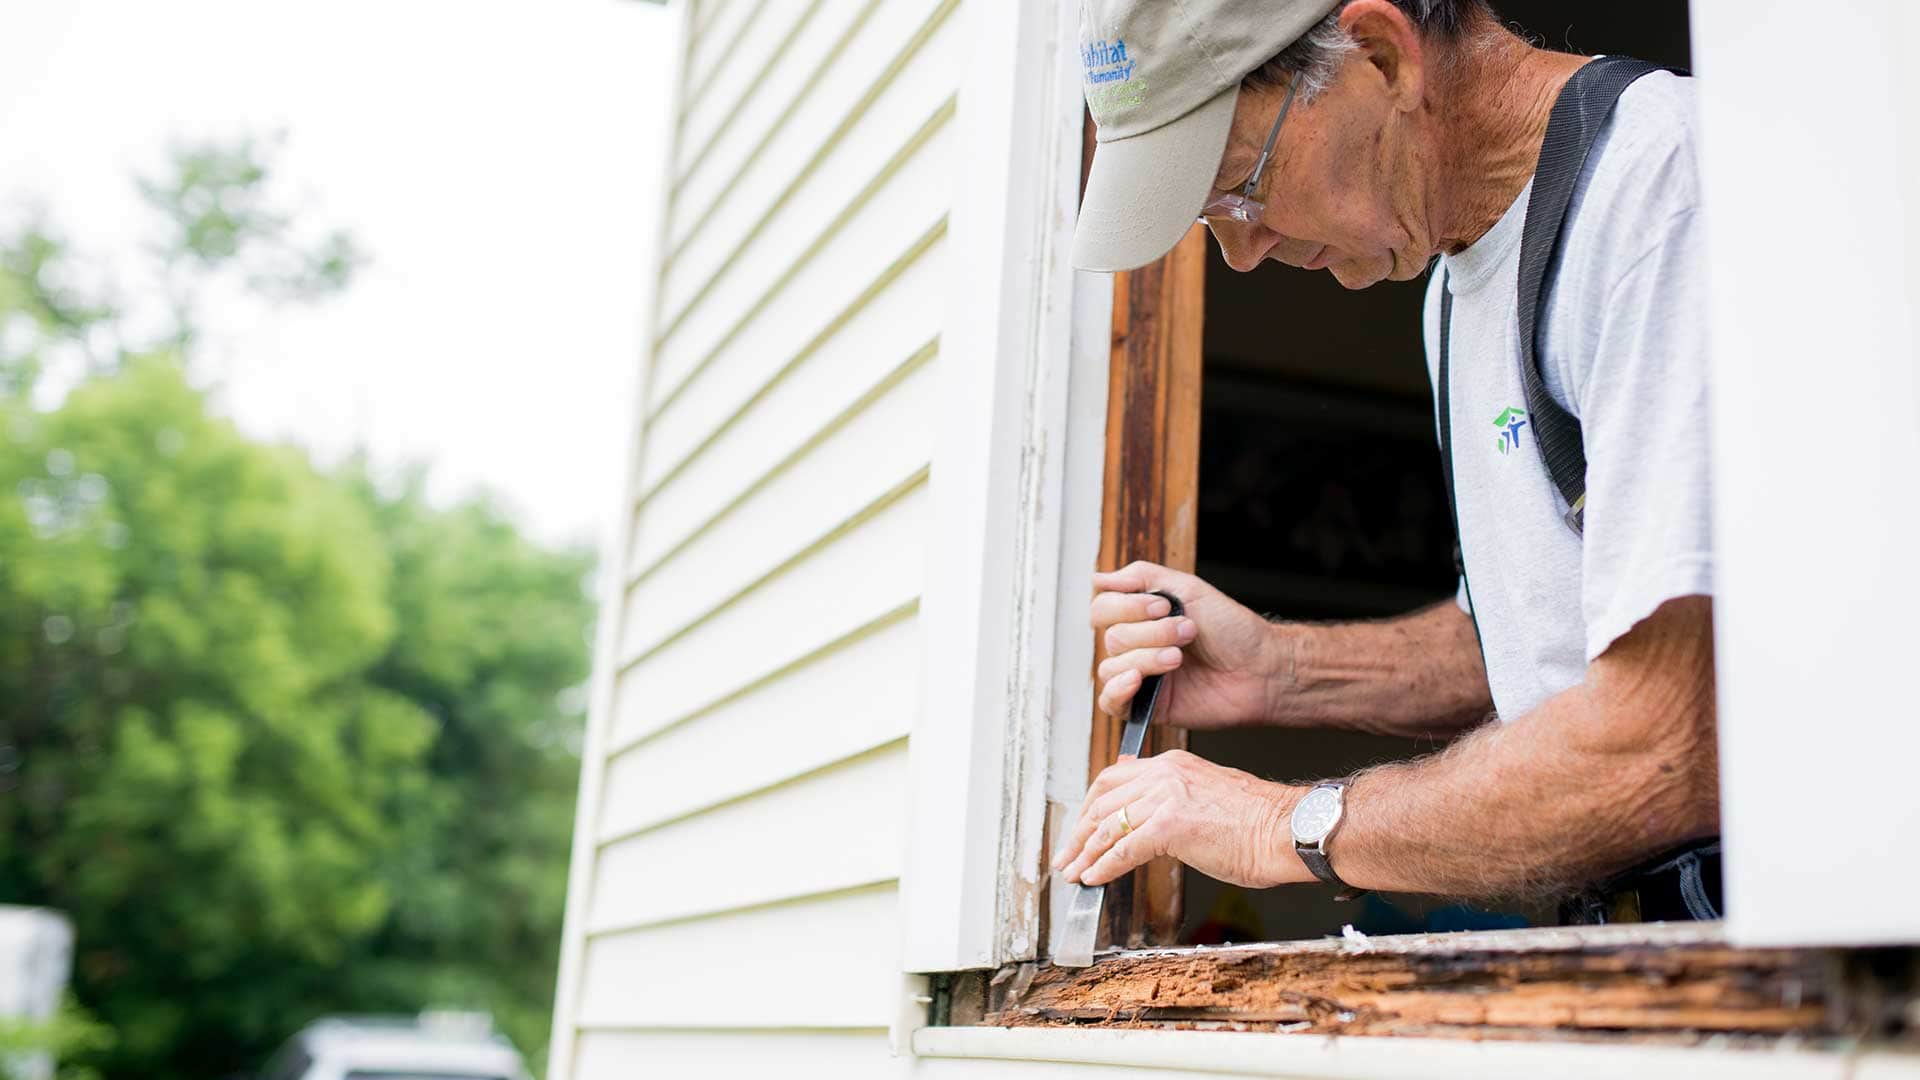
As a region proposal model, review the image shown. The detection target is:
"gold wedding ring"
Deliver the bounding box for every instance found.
[1117,805,1133,836]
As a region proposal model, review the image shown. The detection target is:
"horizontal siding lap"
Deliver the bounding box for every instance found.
[610,480,928,747]
[619,348,939,654]
[660,0,960,351]
[588,741,909,932]
[676,0,874,203]
[659,83,958,394]
[596,610,921,838]
[686,0,734,51]
[676,0,770,164]
[625,334,939,594]
[616,461,926,673]
[677,0,824,179]
[575,884,902,1029]
[658,17,960,353]
[647,117,954,472]
[629,226,947,567]
[664,0,948,257]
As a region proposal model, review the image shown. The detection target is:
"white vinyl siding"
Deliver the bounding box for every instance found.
[548,0,961,1074]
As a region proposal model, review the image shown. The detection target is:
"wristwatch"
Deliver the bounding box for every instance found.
[1291,780,1368,900]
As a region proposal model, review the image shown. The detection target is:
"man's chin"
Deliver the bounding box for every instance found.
[1328,260,1388,291]
[1329,251,1417,290]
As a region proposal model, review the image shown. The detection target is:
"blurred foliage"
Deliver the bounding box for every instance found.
[0,142,591,1079]
[0,224,118,394]
[139,135,366,348]
[0,997,114,1080]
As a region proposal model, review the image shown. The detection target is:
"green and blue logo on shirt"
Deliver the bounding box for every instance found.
[1494,407,1529,455]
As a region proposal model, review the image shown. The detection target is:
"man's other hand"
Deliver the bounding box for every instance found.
[1052,748,1303,889]
[1091,561,1286,730]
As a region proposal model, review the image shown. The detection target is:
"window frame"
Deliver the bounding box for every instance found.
[904,0,1920,1035]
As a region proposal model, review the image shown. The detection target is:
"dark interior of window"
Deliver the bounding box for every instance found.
[1179,0,1694,945]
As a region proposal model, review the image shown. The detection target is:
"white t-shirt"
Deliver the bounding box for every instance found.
[1422,71,1713,721]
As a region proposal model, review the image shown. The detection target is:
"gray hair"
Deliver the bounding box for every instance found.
[1243,0,1492,102]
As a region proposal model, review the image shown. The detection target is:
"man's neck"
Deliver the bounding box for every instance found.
[1429,35,1592,255]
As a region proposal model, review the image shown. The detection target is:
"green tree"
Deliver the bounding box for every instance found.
[333,466,591,1063]
[0,996,114,1080]
[0,142,591,1078]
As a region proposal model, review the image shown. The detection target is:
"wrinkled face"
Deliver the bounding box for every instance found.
[1206,44,1435,289]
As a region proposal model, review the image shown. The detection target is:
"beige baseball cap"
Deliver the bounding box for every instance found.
[1073,0,1342,271]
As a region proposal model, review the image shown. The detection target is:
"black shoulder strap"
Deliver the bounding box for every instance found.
[1515,55,1678,534]
[1440,56,1681,540]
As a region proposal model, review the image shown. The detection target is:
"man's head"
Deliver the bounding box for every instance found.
[1073,0,1497,289]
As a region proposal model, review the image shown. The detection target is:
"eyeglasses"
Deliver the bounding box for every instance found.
[1198,76,1299,224]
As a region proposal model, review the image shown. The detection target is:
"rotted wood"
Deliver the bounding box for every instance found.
[978,924,1882,1043]
[1084,220,1207,953]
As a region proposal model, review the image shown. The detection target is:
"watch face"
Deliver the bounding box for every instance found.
[1292,786,1342,845]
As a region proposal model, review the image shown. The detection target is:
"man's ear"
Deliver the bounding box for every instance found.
[1339,0,1426,112]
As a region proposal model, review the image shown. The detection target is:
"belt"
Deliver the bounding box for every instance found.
[1558,837,1723,925]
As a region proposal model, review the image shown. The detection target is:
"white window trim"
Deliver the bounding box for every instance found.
[900,0,1105,973]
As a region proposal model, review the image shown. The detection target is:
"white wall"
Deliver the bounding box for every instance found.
[547,0,966,1073]
[1692,0,1920,946]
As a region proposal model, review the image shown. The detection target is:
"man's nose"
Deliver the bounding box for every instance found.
[1210,222,1269,273]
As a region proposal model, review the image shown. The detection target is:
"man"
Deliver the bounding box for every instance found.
[1052,0,1720,922]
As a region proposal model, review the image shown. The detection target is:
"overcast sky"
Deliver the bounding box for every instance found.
[0,0,674,552]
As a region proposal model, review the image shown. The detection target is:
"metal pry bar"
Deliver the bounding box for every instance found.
[1051,590,1184,968]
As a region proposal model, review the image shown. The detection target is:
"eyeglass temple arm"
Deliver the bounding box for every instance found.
[1244,78,1300,195]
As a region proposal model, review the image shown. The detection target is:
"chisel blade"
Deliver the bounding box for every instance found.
[1049,590,1184,969]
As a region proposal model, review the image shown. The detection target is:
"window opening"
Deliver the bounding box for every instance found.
[1152,0,1696,946]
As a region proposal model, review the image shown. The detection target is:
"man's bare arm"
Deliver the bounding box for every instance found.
[1269,600,1492,739]
[1058,596,1719,900]
[1310,595,1719,898]
[1092,565,1489,740]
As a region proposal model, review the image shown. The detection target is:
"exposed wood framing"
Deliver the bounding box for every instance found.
[956,923,1920,1048]
[1085,221,1207,951]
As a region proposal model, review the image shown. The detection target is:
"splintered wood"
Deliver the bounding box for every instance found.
[984,924,1839,1042]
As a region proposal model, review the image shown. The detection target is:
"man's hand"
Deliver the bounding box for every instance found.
[1051,748,1306,889]
[1091,561,1286,729]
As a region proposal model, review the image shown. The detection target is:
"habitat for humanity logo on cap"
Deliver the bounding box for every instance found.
[1082,35,1145,119]
[1072,0,1341,273]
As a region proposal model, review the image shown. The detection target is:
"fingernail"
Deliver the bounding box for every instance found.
[1147,597,1171,617]
[1177,619,1196,642]
[1158,647,1182,665]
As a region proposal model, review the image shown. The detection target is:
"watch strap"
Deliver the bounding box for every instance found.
[1296,840,1367,901]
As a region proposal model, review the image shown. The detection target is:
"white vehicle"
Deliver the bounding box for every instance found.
[260,1013,532,1080]
[0,906,73,1080]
